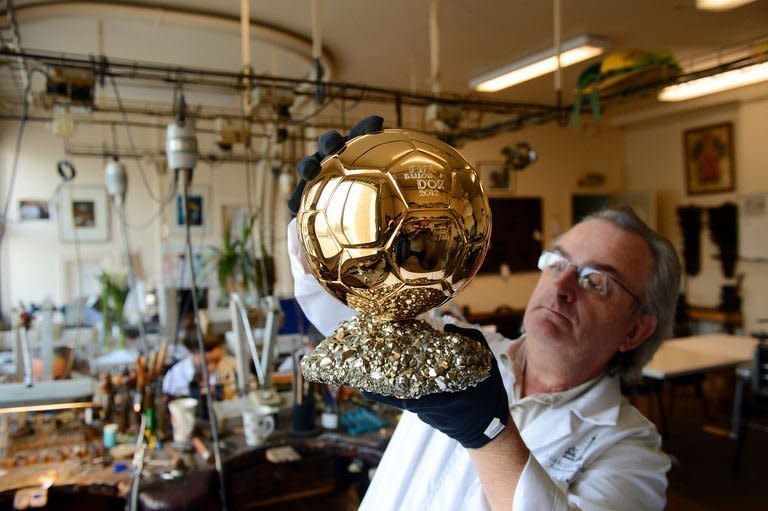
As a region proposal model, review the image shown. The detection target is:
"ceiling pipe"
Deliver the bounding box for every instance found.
[429,0,440,95]
[14,1,334,80]
[0,48,556,114]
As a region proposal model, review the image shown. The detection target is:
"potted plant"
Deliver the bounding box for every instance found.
[98,269,130,347]
[213,213,274,307]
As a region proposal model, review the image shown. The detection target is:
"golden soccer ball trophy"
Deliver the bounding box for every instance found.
[296,129,492,398]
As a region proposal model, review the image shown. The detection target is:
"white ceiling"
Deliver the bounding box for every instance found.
[6,0,768,116]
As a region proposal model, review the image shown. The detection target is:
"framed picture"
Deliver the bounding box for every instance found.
[19,199,51,221]
[171,185,209,234]
[683,122,735,195]
[478,161,514,193]
[58,185,110,242]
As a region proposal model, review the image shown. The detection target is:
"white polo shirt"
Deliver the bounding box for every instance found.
[288,220,670,510]
[359,334,670,510]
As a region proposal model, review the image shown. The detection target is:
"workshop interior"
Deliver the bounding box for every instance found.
[0,0,767,509]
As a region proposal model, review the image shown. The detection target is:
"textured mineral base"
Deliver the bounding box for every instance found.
[300,314,493,399]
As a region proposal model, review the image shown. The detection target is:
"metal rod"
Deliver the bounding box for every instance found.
[0,48,557,112]
[0,401,92,415]
[180,178,227,511]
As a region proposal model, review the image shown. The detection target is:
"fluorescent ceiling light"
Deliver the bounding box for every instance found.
[658,61,768,101]
[470,35,610,92]
[696,0,757,11]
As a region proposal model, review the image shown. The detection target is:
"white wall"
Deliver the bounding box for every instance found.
[622,89,768,333]
[0,117,295,318]
[0,114,626,320]
[451,121,626,312]
[10,89,767,335]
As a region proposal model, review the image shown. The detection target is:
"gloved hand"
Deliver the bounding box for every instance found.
[287,115,384,215]
[363,324,509,449]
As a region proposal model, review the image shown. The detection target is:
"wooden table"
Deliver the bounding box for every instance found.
[641,334,757,438]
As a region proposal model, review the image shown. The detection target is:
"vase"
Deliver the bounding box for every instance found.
[114,302,126,348]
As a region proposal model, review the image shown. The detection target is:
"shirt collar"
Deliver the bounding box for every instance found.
[500,336,622,426]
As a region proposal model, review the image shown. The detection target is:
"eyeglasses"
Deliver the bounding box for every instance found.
[537,250,643,306]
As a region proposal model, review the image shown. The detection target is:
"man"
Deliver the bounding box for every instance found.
[162,334,225,398]
[288,205,680,510]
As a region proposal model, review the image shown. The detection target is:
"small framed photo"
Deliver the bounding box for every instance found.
[58,185,110,242]
[478,161,514,193]
[19,199,50,221]
[172,185,209,234]
[683,122,735,195]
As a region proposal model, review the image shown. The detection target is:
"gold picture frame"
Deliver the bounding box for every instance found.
[683,122,735,195]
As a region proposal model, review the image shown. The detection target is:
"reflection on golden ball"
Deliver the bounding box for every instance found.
[297,129,491,319]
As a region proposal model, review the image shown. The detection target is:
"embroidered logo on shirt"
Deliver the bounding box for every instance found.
[545,435,598,483]
[563,435,597,462]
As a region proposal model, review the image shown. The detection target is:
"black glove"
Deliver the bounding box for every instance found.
[287,115,384,215]
[364,324,509,449]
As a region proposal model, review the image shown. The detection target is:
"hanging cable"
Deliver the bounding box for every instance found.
[253,134,271,299]
[554,0,562,99]
[110,73,177,205]
[311,0,325,103]
[165,89,227,510]
[122,180,177,230]
[553,0,568,126]
[50,161,86,344]
[429,0,441,95]
[261,153,275,297]
[109,80,178,230]
[126,413,147,511]
[180,176,226,511]
[105,157,150,354]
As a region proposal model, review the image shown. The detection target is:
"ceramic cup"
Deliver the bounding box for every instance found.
[168,397,198,443]
[242,406,275,447]
[103,423,118,449]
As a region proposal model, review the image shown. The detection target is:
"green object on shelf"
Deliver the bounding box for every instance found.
[572,50,681,127]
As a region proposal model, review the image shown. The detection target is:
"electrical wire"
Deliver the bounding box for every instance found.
[52,170,85,346]
[110,73,172,204]
[292,92,338,124]
[123,179,177,230]
[114,199,149,354]
[180,177,227,511]
[103,80,179,231]
[251,142,271,299]
[127,413,147,511]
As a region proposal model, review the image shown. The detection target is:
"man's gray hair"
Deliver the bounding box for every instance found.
[583,207,681,382]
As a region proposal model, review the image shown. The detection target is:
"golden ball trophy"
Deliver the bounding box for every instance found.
[297,129,492,399]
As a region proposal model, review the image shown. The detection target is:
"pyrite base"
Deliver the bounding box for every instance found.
[300,314,493,399]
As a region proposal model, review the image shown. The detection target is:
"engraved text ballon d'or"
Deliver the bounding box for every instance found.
[297,129,492,398]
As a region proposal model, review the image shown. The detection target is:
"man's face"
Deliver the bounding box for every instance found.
[522,219,656,374]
